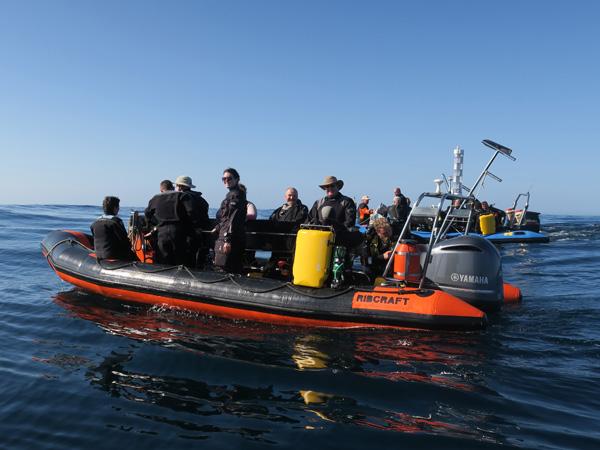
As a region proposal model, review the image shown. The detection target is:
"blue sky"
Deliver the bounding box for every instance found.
[1,0,598,215]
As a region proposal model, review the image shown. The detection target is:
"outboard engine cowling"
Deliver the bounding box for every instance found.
[424,235,503,311]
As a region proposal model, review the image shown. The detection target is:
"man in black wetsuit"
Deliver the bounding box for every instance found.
[90,196,136,261]
[145,181,204,266]
[307,176,361,247]
[308,176,356,232]
[387,194,411,235]
[174,175,210,268]
[269,187,308,226]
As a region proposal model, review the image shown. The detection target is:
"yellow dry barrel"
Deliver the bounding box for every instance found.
[479,213,496,235]
[293,229,334,288]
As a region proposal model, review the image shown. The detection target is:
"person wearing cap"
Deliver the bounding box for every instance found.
[307,176,357,234]
[145,178,204,266]
[174,175,210,267]
[90,196,136,261]
[357,195,373,225]
[269,187,308,225]
[213,167,248,274]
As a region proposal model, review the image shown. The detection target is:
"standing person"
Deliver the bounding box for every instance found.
[159,179,174,192]
[90,196,135,261]
[174,175,210,267]
[307,176,357,233]
[214,168,247,273]
[145,182,203,266]
[357,195,373,225]
[269,187,308,225]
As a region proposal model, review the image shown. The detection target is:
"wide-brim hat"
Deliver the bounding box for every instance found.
[319,175,344,190]
[175,175,195,188]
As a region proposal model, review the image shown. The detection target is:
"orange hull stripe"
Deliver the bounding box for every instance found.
[54,270,419,329]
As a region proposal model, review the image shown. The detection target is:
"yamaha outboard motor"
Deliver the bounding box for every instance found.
[424,235,503,311]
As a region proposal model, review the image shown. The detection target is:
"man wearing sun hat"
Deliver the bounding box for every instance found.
[145,176,204,266]
[174,175,210,268]
[307,175,357,233]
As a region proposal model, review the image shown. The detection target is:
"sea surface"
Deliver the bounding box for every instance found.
[1,205,599,450]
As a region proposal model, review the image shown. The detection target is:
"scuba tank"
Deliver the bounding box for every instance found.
[128,211,154,263]
[330,246,347,289]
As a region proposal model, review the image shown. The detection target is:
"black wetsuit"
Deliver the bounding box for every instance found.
[388,196,411,234]
[269,200,308,226]
[187,190,210,267]
[145,191,203,265]
[307,193,362,247]
[90,215,135,261]
[214,186,247,273]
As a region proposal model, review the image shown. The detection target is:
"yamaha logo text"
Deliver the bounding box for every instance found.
[450,273,489,285]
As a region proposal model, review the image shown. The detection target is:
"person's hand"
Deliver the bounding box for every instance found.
[223,242,232,254]
[383,250,392,260]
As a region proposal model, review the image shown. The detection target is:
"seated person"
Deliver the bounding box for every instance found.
[270,187,308,226]
[91,196,136,261]
[364,217,395,278]
[266,187,309,278]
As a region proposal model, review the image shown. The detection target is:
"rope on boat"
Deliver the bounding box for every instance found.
[284,283,356,299]
[181,266,232,284]
[227,275,290,294]
[46,237,393,298]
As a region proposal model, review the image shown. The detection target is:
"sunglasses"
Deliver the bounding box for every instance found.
[222,176,233,182]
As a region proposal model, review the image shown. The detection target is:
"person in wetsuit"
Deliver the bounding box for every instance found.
[90,196,136,261]
[213,168,247,274]
[145,182,203,266]
[174,175,210,268]
[307,175,361,248]
[269,187,308,226]
[387,195,411,235]
[363,217,395,278]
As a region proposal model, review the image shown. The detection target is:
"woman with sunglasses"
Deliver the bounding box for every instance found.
[213,168,248,273]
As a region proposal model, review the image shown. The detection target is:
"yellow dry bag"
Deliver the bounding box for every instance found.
[292,227,334,288]
[479,213,496,235]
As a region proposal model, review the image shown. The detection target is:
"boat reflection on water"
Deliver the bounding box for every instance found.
[54,290,509,444]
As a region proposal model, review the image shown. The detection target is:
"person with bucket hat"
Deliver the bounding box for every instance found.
[145,176,205,266]
[307,176,357,234]
[174,176,210,268]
